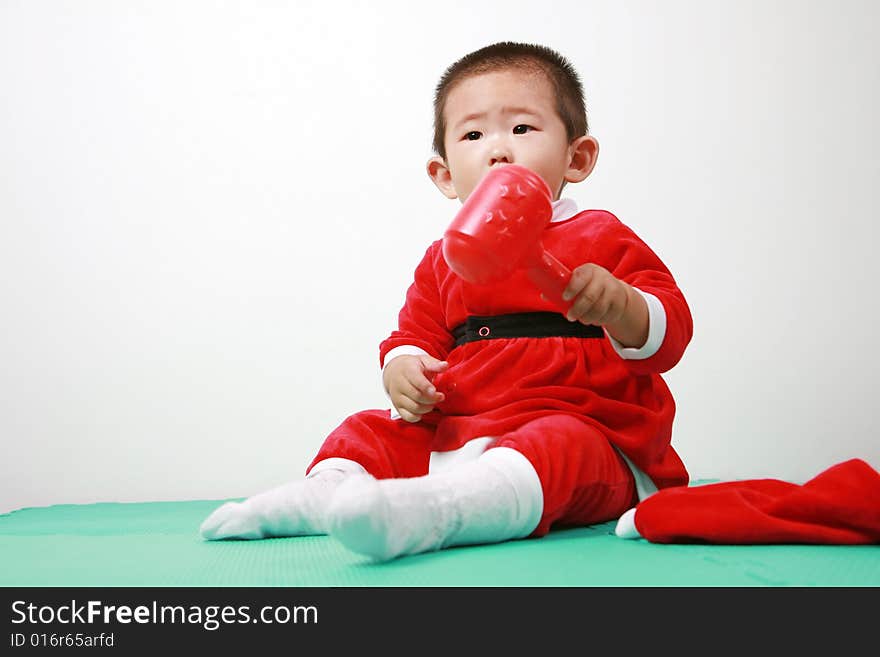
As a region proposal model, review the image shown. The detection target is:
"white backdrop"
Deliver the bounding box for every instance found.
[2,0,878,513]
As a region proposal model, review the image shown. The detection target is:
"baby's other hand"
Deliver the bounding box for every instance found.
[562,263,629,326]
[383,354,448,423]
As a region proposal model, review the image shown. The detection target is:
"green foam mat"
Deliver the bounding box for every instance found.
[1,498,877,586]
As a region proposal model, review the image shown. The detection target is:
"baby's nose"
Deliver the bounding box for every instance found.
[488,139,513,166]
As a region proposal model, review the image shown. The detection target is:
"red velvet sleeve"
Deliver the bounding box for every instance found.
[590,219,693,375]
[378,241,455,368]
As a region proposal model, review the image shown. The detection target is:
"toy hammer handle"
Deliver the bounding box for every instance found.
[527,249,572,310]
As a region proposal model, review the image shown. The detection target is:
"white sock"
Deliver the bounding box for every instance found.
[325,447,543,561]
[200,459,364,540]
[614,507,642,539]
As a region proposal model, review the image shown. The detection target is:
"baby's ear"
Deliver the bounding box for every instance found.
[427,157,458,199]
[565,136,599,184]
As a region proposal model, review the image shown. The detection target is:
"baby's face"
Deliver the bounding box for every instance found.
[441,68,574,201]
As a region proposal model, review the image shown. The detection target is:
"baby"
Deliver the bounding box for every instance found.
[201,41,693,561]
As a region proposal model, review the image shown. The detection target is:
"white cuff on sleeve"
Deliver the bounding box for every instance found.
[382,345,431,371]
[606,288,666,360]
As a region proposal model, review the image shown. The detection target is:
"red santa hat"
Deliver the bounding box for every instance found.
[616,458,880,544]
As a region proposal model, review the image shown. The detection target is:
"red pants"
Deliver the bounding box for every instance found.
[308,410,637,536]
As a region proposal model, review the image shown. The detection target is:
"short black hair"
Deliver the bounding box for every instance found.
[432,42,588,160]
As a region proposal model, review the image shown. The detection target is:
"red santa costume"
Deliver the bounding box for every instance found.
[615,458,880,544]
[307,199,694,537]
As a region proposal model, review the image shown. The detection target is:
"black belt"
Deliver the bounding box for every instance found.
[452,312,604,347]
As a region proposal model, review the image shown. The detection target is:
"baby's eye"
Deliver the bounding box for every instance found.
[464,131,482,141]
[513,124,533,135]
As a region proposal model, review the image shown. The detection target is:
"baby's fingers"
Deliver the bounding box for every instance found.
[566,289,602,322]
[562,265,594,303]
[394,397,436,423]
[405,371,445,403]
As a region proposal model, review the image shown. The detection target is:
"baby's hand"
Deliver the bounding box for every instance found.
[383,355,448,423]
[562,263,629,326]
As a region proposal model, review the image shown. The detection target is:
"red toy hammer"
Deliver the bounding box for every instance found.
[442,164,571,309]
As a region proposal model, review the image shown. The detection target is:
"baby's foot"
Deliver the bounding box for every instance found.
[200,500,267,540]
[614,507,642,539]
[325,474,447,560]
[325,449,543,561]
[200,469,347,540]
